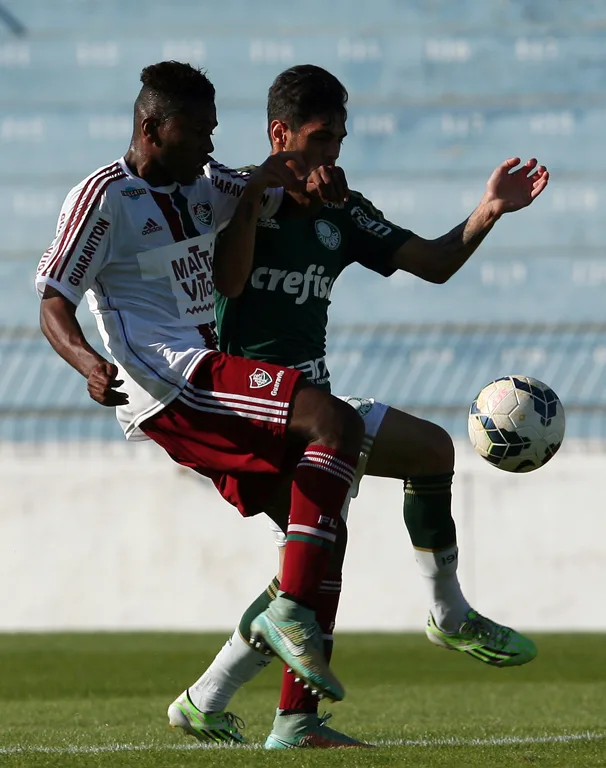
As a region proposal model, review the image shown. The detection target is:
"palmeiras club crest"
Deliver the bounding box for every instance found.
[192,201,214,227]
[249,368,273,389]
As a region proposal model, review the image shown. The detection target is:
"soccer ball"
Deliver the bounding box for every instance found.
[468,375,565,473]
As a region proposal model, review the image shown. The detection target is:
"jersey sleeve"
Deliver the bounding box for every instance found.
[344,191,416,277]
[35,181,113,306]
[204,161,283,233]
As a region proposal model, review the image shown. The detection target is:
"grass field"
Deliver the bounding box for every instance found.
[1,633,605,767]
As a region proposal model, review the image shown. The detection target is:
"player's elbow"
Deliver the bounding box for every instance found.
[414,265,451,284]
[427,270,451,285]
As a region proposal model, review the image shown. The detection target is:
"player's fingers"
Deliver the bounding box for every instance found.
[88,384,128,407]
[523,158,539,175]
[308,167,346,203]
[530,175,549,198]
[331,166,349,202]
[501,156,521,170]
[278,166,307,194]
[277,150,307,178]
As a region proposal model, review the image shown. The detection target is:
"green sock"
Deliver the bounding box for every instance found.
[404,473,471,630]
[403,473,456,550]
[238,576,280,639]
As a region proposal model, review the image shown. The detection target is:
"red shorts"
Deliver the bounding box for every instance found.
[141,352,304,516]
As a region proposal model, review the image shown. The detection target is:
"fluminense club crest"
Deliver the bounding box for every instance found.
[249,368,273,389]
[192,201,214,227]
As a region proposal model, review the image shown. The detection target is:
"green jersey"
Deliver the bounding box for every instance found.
[215,189,414,386]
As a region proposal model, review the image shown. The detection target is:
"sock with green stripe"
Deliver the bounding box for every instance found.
[238,576,280,640]
[404,473,471,632]
[278,518,347,714]
[280,445,357,608]
[186,578,279,713]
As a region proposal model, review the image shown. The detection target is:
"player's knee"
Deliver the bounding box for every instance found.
[318,394,365,452]
[291,385,364,452]
[425,423,455,473]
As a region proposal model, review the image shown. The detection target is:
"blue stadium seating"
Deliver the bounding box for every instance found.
[1,0,605,439]
[1,323,605,440]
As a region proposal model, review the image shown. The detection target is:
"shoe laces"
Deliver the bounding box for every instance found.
[317,712,333,728]
[223,711,246,733]
[461,612,513,649]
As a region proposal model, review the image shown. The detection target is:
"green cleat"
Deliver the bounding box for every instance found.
[426,610,537,667]
[265,710,372,749]
[249,594,345,702]
[167,690,246,744]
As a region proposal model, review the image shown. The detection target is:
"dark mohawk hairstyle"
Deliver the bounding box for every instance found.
[135,61,215,120]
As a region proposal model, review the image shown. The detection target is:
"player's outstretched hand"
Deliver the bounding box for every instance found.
[483,157,549,215]
[306,165,349,205]
[87,361,129,407]
[248,152,307,194]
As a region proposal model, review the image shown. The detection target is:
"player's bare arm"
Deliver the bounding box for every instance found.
[214,152,306,297]
[40,285,128,406]
[389,157,549,284]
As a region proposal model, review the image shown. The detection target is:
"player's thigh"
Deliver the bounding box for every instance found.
[141,353,304,515]
[365,406,454,479]
[289,384,365,448]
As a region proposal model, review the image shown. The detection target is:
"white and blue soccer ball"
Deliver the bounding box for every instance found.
[468,375,565,473]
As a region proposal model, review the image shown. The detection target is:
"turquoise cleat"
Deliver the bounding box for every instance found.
[265,710,371,749]
[249,594,345,702]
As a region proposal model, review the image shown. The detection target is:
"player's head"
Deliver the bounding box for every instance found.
[267,65,348,171]
[133,61,216,185]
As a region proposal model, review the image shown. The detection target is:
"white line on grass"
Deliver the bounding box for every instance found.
[0,732,604,754]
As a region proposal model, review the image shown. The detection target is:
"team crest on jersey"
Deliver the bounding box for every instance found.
[121,186,147,200]
[192,201,214,227]
[249,368,273,389]
[345,397,374,417]
[315,219,341,250]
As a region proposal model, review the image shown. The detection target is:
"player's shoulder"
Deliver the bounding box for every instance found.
[339,189,399,234]
[63,159,129,212]
[345,189,380,214]
[203,159,252,185]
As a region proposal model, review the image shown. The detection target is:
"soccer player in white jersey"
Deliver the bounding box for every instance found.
[36,61,367,705]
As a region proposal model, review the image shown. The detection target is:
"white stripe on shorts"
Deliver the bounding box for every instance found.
[184,384,289,409]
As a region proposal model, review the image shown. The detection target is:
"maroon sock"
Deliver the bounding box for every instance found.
[279,519,347,714]
[279,445,356,608]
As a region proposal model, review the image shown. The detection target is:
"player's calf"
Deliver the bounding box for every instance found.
[249,388,362,700]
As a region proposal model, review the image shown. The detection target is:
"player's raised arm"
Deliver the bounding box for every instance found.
[213,152,306,297]
[389,157,549,284]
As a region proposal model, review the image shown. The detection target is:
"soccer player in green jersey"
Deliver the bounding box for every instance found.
[168,65,549,748]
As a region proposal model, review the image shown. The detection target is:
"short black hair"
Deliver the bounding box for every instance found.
[135,61,215,121]
[267,64,348,136]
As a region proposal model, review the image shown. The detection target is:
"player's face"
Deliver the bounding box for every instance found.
[285,113,347,172]
[156,102,217,185]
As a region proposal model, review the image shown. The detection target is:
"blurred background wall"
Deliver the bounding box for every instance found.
[1,0,605,630]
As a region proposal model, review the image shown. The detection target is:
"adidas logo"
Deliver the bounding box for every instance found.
[142,218,163,235]
[258,218,280,229]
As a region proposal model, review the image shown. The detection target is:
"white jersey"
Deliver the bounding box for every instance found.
[36,157,282,439]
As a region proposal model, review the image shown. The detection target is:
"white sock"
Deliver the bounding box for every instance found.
[187,630,272,713]
[414,544,472,633]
